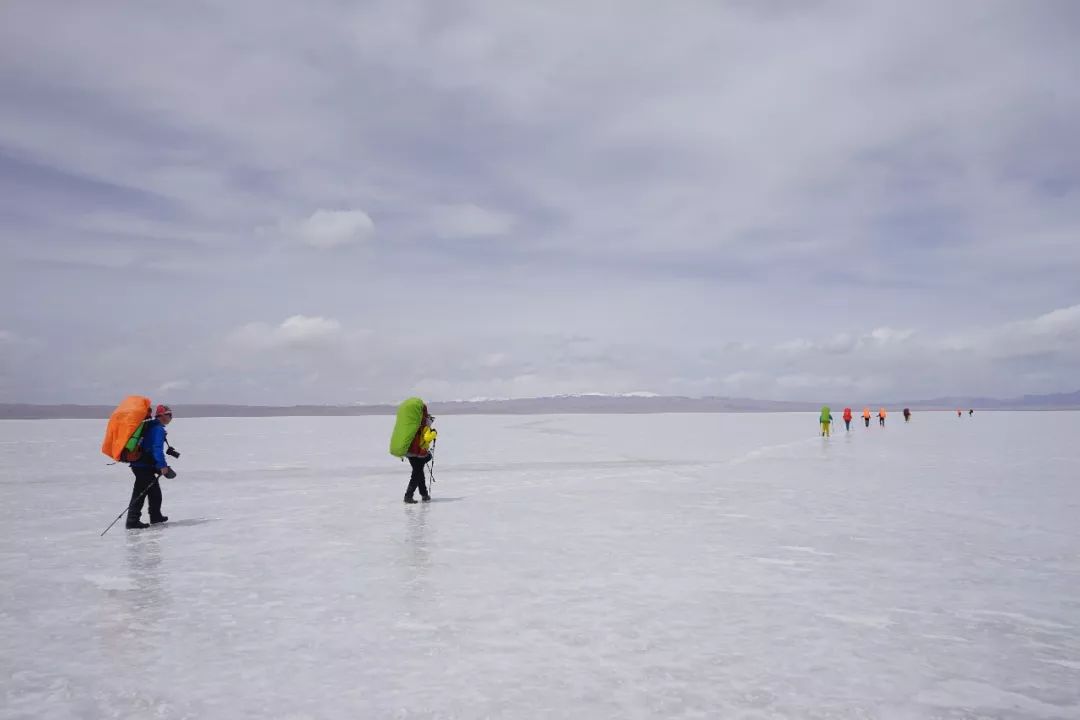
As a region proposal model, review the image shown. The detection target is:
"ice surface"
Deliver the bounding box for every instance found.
[1,412,1079,719]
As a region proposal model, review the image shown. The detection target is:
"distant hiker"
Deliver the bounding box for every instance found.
[390,398,439,504]
[126,404,177,529]
[406,413,437,503]
[819,406,833,437]
[957,409,962,417]
[903,408,911,422]
[968,409,974,417]
[862,407,871,427]
[842,407,853,431]
[407,412,436,503]
[878,407,887,427]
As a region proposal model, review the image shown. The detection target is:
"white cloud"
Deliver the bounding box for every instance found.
[227,315,343,353]
[980,304,1080,360]
[480,352,509,368]
[276,315,342,345]
[1027,305,1080,338]
[157,380,189,393]
[775,328,913,357]
[822,334,855,355]
[289,209,375,249]
[866,327,916,345]
[429,204,514,239]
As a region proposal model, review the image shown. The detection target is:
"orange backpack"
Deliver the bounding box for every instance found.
[101,395,152,462]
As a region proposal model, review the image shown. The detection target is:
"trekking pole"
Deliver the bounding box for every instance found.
[427,440,436,486]
[100,478,160,537]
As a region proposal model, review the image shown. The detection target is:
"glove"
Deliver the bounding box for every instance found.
[161,467,177,479]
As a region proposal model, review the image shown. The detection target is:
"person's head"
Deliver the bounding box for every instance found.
[155,404,173,425]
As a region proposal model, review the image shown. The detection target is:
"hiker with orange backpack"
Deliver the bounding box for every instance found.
[862,407,871,427]
[126,404,178,528]
[99,397,182,534]
[878,407,887,427]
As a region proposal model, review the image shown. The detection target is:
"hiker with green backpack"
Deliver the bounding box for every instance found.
[389,397,437,504]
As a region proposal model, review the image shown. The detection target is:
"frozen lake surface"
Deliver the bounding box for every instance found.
[2,412,1079,718]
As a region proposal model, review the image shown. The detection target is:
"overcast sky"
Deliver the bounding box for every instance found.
[2,1,1079,405]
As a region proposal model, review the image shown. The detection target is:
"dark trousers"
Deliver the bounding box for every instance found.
[844,419,851,430]
[406,455,431,500]
[128,466,163,521]
[864,417,870,427]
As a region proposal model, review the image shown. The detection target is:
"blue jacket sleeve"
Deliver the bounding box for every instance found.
[147,424,168,469]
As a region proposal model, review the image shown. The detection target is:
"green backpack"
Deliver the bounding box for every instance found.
[389,397,426,457]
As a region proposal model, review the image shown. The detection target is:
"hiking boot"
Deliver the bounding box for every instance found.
[126,518,149,529]
[150,515,169,525]
[421,496,431,503]
[404,496,418,504]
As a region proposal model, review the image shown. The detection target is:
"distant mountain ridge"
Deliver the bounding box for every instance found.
[2,390,1079,419]
[911,390,1080,409]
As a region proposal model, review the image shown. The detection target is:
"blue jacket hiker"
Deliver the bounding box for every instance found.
[126,404,177,529]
